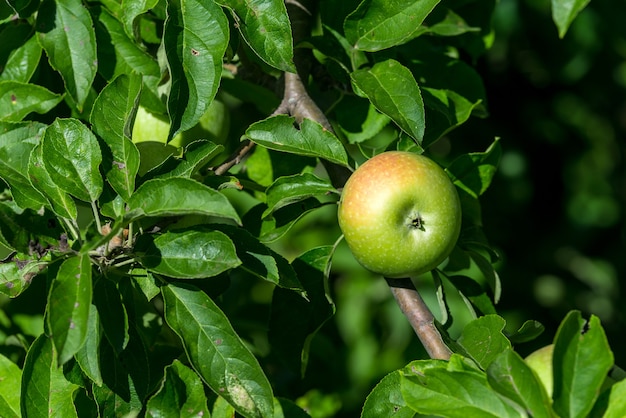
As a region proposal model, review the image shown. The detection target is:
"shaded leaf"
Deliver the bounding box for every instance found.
[93,277,129,355]
[153,140,224,180]
[508,320,545,344]
[0,257,47,298]
[0,81,62,122]
[164,0,229,138]
[269,246,335,376]
[258,198,324,243]
[162,282,274,418]
[74,304,103,387]
[217,0,295,72]
[128,177,241,224]
[47,254,92,365]
[146,360,210,418]
[590,379,626,418]
[344,0,441,51]
[41,118,103,203]
[246,115,349,167]
[0,35,42,83]
[351,59,425,143]
[135,228,241,279]
[447,139,501,198]
[36,0,97,110]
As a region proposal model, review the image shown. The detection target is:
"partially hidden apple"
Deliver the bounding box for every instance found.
[525,344,554,398]
[338,151,462,278]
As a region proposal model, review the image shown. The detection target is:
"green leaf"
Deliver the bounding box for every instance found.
[457,315,511,370]
[0,81,62,122]
[217,0,295,72]
[487,349,553,418]
[135,228,242,279]
[424,9,481,37]
[164,0,229,138]
[0,353,21,418]
[93,340,143,416]
[28,143,78,220]
[0,35,42,82]
[74,304,103,387]
[269,246,335,376]
[400,355,525,417]
[93,6,162,110]
[120,0,159,40]
[362,371,414,418]
[0,121,48,211]
[257,198,324,243]
[93,277,129,355]
[264,173,337,216]
[0,258,47,298]
[508,320,545,344]
[552,0,591,38]
[90,74,142,201]
[552,311,614,418]
[351,59,425,143]
[36,0,97,110]
[146,360,210,418]
[0,202,64,254]
[153,140,224,180]
[447,139,501,198]
[21,335,79,418]
[127,177,241,224]
[41,118,104,203]
[344,0,441,51]
[162,282,275,418]
[246,115,349,167]
[591,379,626,418]
[47,254,93,366]
[211,224,303,292]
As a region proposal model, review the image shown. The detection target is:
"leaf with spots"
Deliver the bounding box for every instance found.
[162,282,274,418]
[0,81,63,122]
[164,0,229,139]
[47,254,93,366]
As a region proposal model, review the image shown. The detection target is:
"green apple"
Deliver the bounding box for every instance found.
[338,151,461,278]
[525,344,554,398]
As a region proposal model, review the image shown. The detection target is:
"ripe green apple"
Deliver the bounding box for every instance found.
[525,344,554,398]
[338,151,461,278]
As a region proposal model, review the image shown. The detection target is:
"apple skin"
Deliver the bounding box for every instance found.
[338,151,461,278]
[525,344,555,398]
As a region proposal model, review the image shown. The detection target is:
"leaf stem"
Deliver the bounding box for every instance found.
[385,277,453,360]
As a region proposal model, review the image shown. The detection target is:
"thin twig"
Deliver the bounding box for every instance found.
[386,277,453,360]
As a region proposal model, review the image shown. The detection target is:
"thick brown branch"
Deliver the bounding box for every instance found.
[386,277,453,360]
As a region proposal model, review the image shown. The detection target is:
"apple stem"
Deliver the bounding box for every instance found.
[385,277,453,360]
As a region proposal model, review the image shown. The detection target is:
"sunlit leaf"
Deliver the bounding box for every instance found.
[164,0,229,138]
[264,173,337,216]
[552,0,591,38]
[217,0,295,72]
[457,315,511,369]
[447,139,501,198]
[351,59,425,143]
[128,177,241,224]
[90,73,142,201]
[41,118,103,203]
[552,311,613,418]
[344,0,441,51]
[0,353,21,418]
[362,371,414,418]
[162,282,275,418]
[246,115,349,167]
[135,228,241,279]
